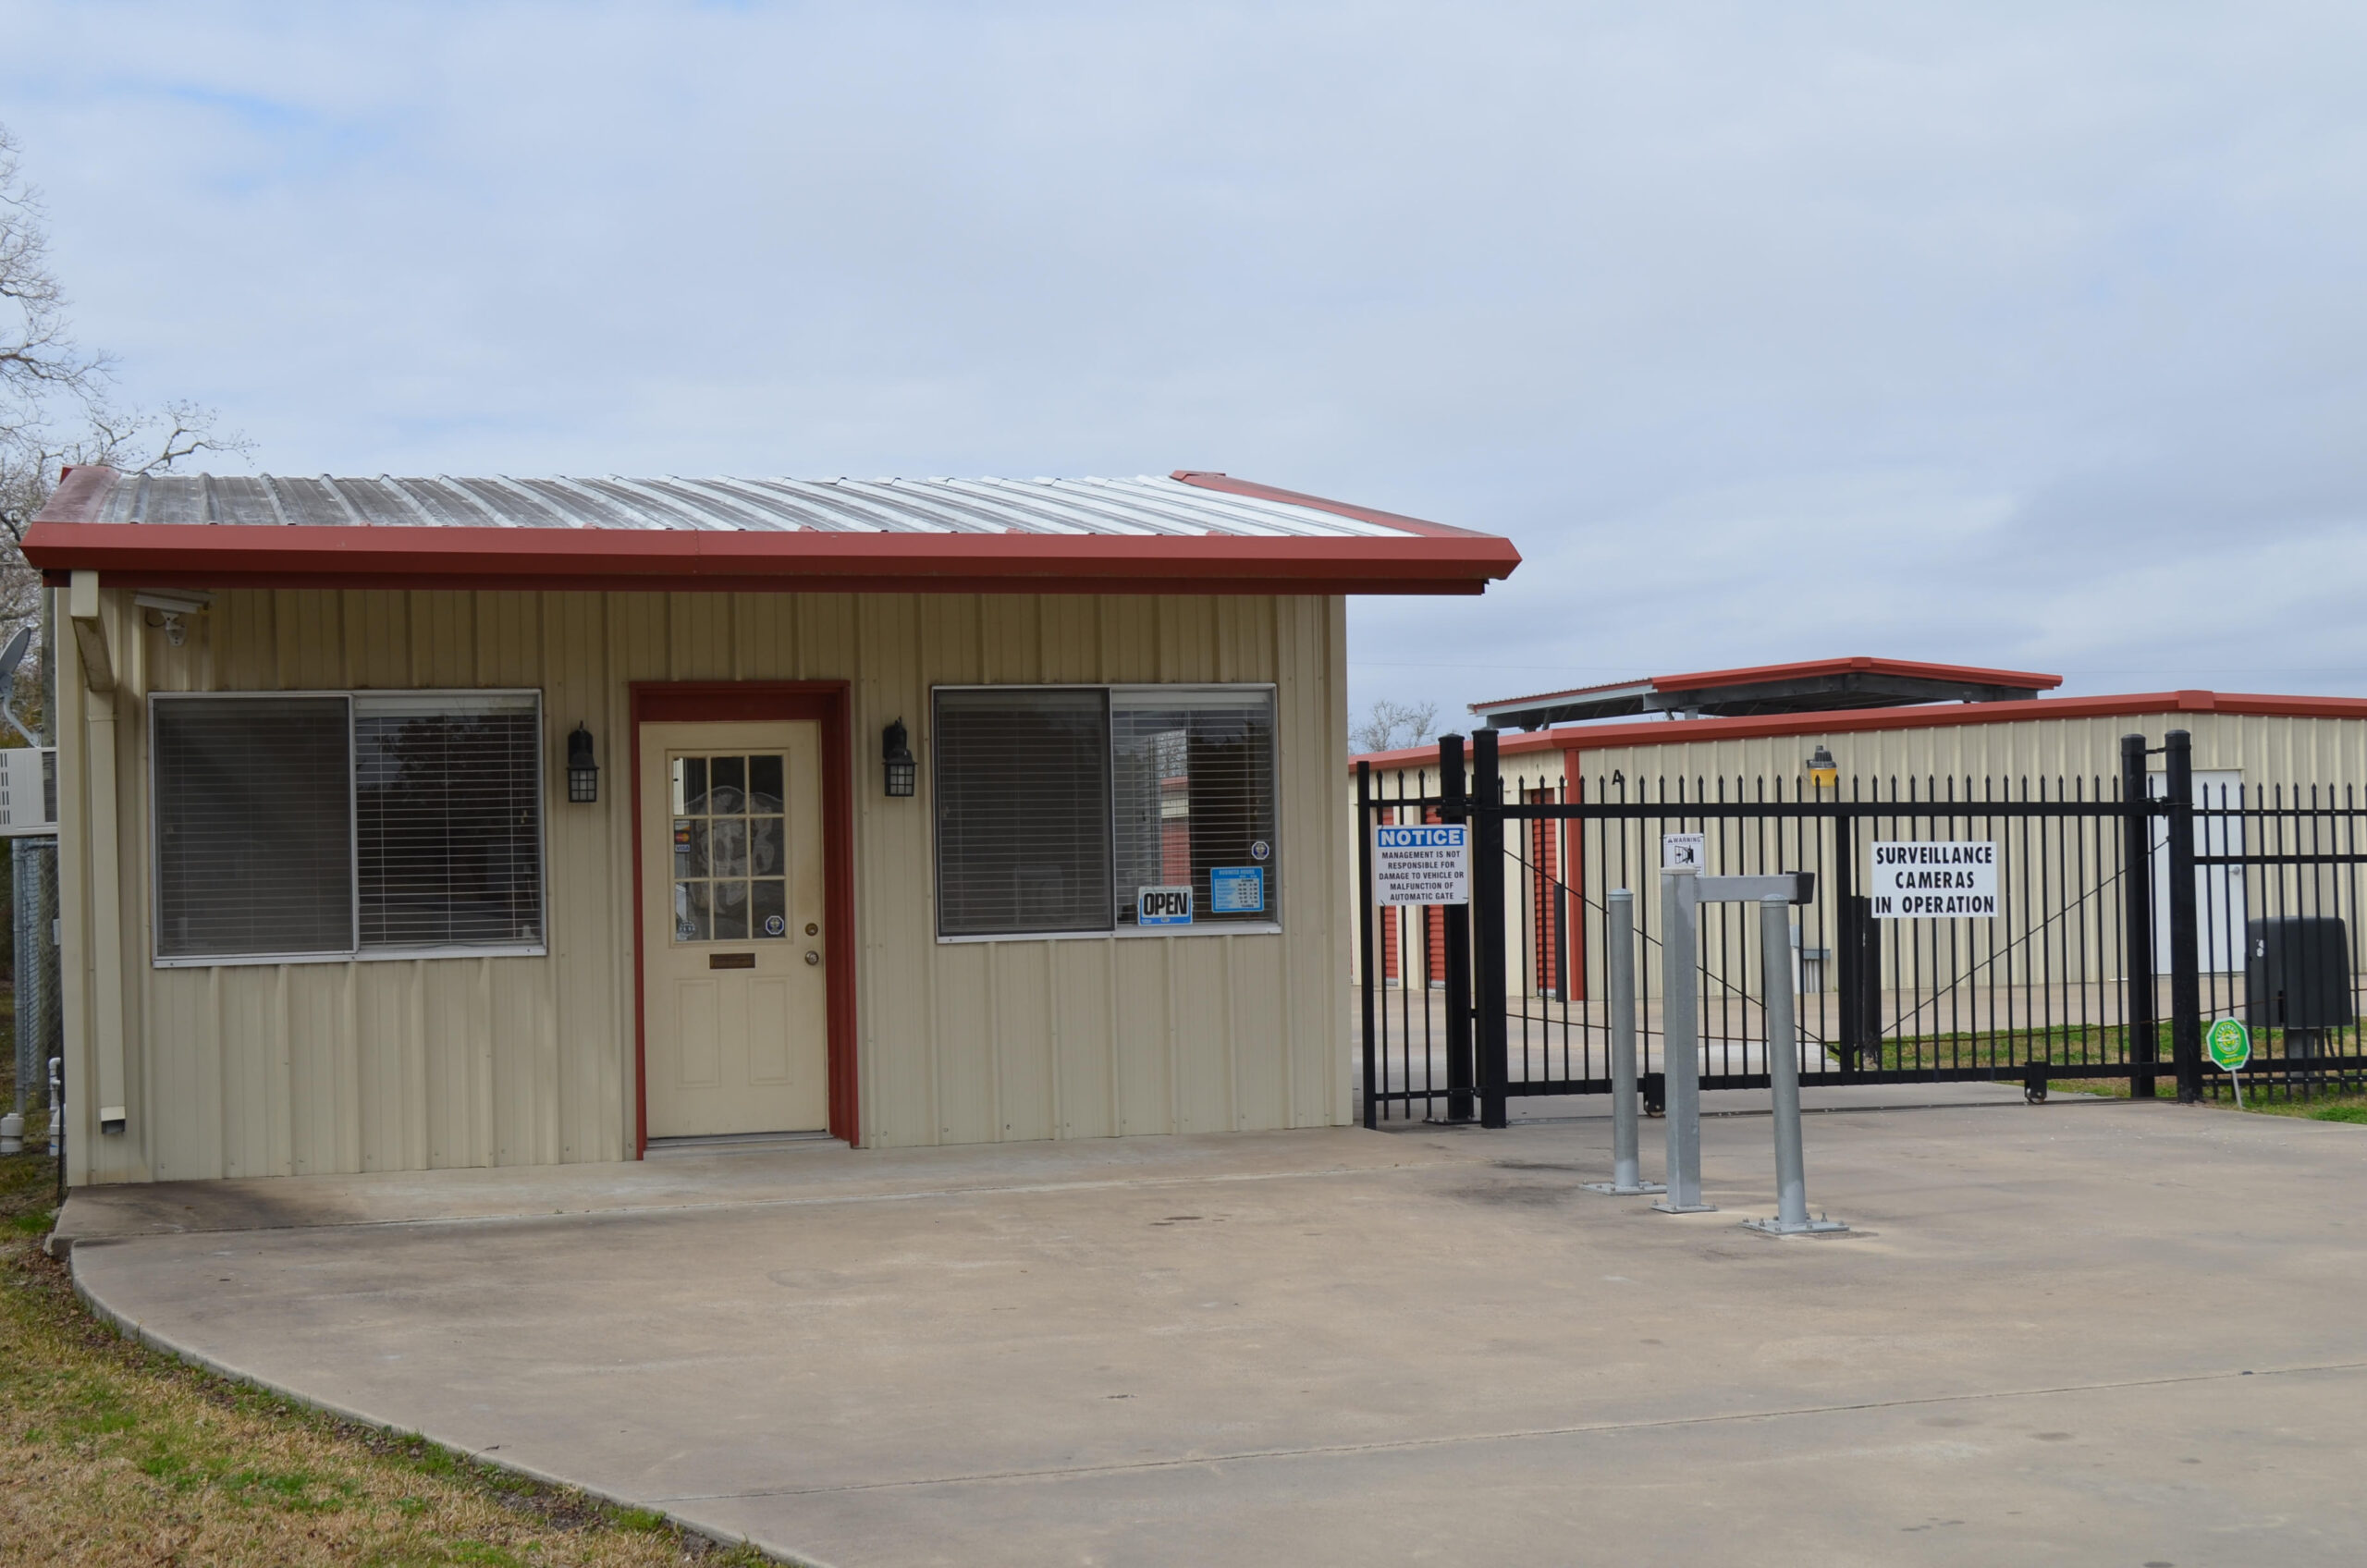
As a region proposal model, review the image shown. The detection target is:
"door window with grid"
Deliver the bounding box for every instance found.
[671,752,790,941]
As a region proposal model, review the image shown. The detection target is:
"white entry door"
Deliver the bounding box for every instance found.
[640,720,829,1137]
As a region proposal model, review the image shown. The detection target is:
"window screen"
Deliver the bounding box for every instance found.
[153,697,354,959]
[355,694,543,949]
[934,688,1110,937]
[1112,688,1278,927]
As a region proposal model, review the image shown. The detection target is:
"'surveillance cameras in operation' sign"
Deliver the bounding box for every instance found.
[1870,840,1999,918]
[1372,823,1470,906]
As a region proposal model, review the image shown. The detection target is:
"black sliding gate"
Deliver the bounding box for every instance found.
[1357,729,2367,1126]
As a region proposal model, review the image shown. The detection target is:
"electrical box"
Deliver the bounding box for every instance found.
[0,748,55,837]
[2245,916,2353,1037]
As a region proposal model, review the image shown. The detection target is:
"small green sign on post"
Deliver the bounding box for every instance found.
[2205,1017,2252,1107]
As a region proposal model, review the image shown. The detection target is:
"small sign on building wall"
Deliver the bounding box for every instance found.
[1208,866,1265,913]
[1870,841,1999,918]
[1139,886,1195,925]
[1372,823,1470,906]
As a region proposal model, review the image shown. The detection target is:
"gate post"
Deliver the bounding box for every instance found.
[1471,729,1510,1129]
[1855,900,1883,1070]
[1653,866,1715,1213]
[2119,734,2158,1098]
[2165,729,2204,1103]
[1585,888,1663,1195]
[1438,735,1476,1124]
[1358,760,1379,1130]
[1834,871,1860,1074]
[1744,893,1846,1236]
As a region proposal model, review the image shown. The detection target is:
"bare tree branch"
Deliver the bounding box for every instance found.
[0,122,255,712]
[1352,698,1441,754]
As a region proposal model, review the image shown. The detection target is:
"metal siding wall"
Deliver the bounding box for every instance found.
[64,586,1350,1184]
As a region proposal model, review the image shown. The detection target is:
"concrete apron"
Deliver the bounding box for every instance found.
[61,1095,2367,1568]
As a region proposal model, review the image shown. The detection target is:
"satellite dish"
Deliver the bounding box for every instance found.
[0,627,30,688]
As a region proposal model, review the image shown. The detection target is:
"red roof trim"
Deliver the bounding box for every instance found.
[1350,690,2367,769]
[1169,471,1499,541]
[21,518,1515,596]
[1650,655,2062,695]
[1474,655,2062,712]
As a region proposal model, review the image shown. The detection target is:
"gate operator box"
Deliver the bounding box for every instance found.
[2245,916,2353,1038]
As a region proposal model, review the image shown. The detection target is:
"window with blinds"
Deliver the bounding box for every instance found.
[1112,687,1278,927]
[934,688,1111,937]
[933,684,1278,939]
[355,694,543,948]
[153,697,354,960]
[151,692,545,963]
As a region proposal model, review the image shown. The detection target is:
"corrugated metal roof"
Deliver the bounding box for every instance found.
[85,472,1418,540]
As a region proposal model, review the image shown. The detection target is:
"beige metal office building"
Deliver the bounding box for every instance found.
[28,466,1516,1186]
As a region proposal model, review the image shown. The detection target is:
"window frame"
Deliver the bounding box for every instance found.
[930,681,1283,945]
[147,688,549,969]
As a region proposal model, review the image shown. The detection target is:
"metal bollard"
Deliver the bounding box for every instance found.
[1652,868,1715,1213]
[1743,895,1846,1236]
[1587,889,1664,1196]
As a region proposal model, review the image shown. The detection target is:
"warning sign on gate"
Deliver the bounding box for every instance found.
[1870,841,1998,918]
[1372,823,1470,906]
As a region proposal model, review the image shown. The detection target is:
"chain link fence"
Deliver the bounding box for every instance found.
[12,836,58,1128]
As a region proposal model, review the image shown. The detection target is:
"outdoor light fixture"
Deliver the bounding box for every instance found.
[882,719,917,798]
[567,723,599,803]
[1805,745,1838,790]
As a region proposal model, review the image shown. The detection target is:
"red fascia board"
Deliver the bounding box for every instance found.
[1473,655,2064,713]
[1347,689,2367,771]
[1649,655,2063,694]
[21,520,1517,594]
[41,568,1492,598]
[1170,471,1505,543]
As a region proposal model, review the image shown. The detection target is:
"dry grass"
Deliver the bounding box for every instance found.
[0,1011,772,1566]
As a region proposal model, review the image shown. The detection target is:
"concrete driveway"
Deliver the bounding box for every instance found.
[60,1090,2367,1566]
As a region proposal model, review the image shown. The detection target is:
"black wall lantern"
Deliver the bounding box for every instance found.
[882,718,916,798]
[568,723,599,803]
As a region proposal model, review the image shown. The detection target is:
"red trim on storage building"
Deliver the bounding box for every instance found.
[1168,470,1497,540]
[1354,690,2367,775]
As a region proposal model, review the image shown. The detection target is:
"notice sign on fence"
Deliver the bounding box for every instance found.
[1373,823,1470,906]
[1870,841,1999,918]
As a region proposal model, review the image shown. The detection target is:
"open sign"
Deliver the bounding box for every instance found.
[1138,886,1194,925]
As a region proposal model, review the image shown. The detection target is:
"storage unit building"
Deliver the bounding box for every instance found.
[1353,662,2367,1006]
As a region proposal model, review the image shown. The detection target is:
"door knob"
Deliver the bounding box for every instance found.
[804,949,821,966]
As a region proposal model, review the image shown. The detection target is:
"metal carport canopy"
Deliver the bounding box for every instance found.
[25,467,1519,596]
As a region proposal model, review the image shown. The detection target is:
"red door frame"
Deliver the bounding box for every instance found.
[630,680,860,1153]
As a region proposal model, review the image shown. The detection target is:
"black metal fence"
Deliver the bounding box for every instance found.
[1357,729,2367,1125]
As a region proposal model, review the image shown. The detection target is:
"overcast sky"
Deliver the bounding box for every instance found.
[10,2,2367,722]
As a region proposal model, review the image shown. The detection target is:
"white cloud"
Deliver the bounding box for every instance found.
[6,1,2365,711]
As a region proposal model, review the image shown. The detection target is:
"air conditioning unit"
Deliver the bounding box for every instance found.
[0,748,56,836]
